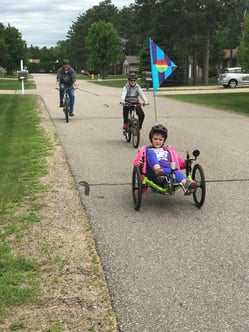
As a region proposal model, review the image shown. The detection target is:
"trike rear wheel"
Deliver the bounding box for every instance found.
[192,164,206,208]
[132,166,142,210]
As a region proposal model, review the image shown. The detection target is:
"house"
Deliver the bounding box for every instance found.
[222,47,238,68]
[122,56,139,75]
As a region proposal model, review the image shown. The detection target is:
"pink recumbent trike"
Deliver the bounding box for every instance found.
[132,149,206,210]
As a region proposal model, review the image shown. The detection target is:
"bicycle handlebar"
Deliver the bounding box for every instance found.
[120,102,148,107]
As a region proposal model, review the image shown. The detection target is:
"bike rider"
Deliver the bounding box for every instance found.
[120,72,149,130]
[56,59,77,116]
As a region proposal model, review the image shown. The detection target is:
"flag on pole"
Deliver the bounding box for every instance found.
[149,38,177,93]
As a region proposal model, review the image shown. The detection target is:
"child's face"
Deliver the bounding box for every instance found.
[152,133,165,147]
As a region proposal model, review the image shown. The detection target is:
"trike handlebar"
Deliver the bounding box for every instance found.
[185,149,200,176]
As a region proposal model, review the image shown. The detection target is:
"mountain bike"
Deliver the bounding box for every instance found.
[122,102,145,148]
[61,85,71,123]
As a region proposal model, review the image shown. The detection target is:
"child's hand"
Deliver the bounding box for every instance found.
[138,158,144,166]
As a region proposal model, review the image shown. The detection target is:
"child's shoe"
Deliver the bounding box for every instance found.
[184,180,197,195]
[155,169,165,183]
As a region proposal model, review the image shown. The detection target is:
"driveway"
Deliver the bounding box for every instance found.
[32,74,249,331]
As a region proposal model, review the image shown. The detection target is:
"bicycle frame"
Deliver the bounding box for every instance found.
[142,166,193,195]
[123,102,145,148]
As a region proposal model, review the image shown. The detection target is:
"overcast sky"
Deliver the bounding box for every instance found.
[2,0,132,48]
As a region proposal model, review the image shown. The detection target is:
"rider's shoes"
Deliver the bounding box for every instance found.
[123,123,128,135]
[184,180,197,195]
[59,102,63,107]
[155,169,165,183]
[69,112,74,116]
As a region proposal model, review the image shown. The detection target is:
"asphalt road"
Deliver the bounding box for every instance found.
[33,74,249,332]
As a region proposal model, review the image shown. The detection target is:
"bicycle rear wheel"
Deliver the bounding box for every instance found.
[192,164,206,208]
[132,121,140,148]
[132,166,142,210]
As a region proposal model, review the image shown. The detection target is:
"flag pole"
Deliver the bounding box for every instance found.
[153,92,158,123]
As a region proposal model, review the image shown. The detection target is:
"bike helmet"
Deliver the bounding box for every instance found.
[149,124,168,142]
[63,59,70,65]
[128,72,137,80]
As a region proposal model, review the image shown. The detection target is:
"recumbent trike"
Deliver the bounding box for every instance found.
[132,149,206,210]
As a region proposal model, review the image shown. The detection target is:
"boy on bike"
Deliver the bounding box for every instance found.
[120,72,149,130]
[56,59,77,116]
[134,124,196,194]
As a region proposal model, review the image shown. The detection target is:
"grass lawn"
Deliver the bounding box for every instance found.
[0,78,36,90]
[164,93,249,115]
[0,94,52,319]
[88,76,249,115]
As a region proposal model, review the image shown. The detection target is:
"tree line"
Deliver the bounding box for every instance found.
[1,0,249,84]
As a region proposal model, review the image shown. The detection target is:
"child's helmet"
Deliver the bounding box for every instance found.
[149,124,168,142]
[128,72,137,80]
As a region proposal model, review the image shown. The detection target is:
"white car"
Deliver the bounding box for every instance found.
[218,67,249,88]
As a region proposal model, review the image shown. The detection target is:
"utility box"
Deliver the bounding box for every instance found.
[17,70,28,81]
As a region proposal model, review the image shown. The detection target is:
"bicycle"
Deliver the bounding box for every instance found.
[122,102,145,148]
[61,85,71,123]
[132,149,206,210]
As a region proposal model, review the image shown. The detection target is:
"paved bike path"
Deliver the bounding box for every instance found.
[29,75,249,332]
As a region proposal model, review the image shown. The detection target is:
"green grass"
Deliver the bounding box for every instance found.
[0,94,52,319]
[88,76,147,89]
[0,78,36,90]
[164,93,249,115]
[89,75,249,115]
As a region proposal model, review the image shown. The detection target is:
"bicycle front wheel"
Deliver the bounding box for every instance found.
[64,100,70,123]
[192,164,206,208]
[125,122,131,142]
[132,121,140,148]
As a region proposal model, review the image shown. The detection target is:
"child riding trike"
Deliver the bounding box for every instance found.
[132,124,206,210]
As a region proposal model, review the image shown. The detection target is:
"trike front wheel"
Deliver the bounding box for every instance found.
[192,164,206,208]
[132,166,142,210]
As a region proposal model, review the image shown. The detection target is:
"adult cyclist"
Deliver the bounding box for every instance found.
[55,59,77,116]
[120,72,149,130]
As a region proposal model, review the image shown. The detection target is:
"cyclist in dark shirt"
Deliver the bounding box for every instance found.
[56,59,77,116]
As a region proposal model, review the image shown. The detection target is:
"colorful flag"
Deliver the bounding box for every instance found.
[149,38,177,92]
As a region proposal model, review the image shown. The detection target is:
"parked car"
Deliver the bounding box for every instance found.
[81,69,90,76]
[218,67,249,88]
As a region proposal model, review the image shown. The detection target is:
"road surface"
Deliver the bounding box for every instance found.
[33,74,249,332]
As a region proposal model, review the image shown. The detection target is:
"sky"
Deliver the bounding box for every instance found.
[1,0,133,48]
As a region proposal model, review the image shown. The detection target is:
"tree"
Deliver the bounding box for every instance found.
[67,0,120,70]
[0,23,7,68]
[238,13,249,71]
[3,24,27,74]
[86,21,123,77]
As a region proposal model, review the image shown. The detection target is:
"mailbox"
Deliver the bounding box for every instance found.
[17,70,28,81]
[142,71,152,90]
